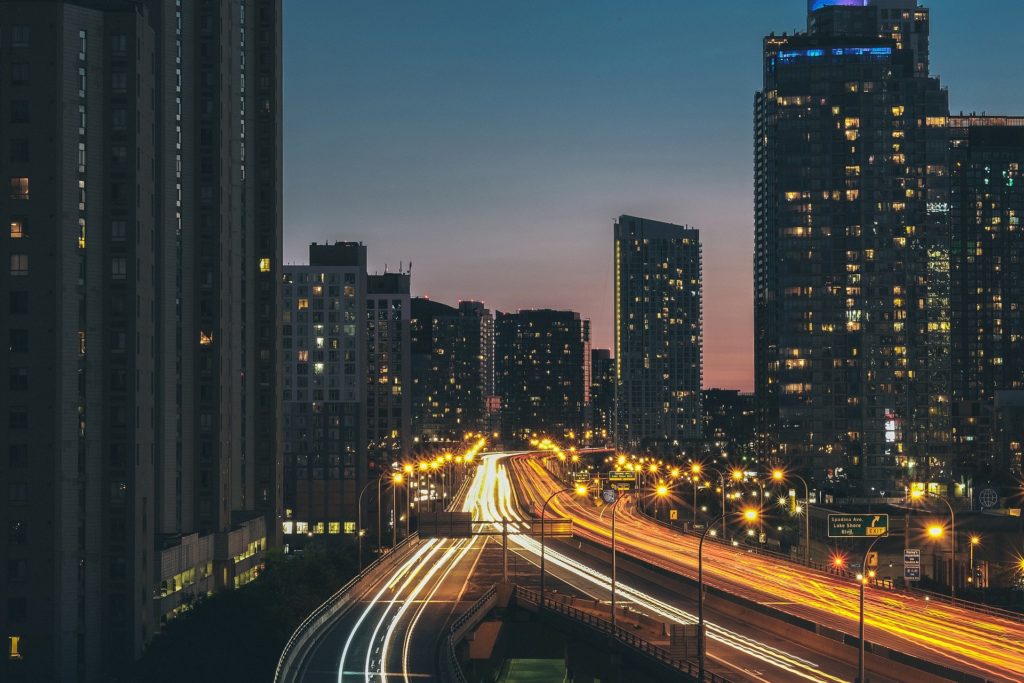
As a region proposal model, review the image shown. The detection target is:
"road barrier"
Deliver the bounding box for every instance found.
[513,585,733,683]
[440,584,499,683]
[273,532,421,683]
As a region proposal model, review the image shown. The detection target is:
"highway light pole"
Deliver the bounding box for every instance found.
[911,489,957,598]
[691,464,727,538]
[610,490,630,628]
[772,469,811,565]
[540,483,590,606]
[699,508,759,682]
[857,536,883,683]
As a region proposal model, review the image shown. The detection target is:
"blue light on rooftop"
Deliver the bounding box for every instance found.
[777,46,892,63]
[809,0,868,11]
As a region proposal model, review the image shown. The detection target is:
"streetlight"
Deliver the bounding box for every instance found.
[390,473,404,547]
[968,535,981,585]
[910,488,957,598]
[609,489,632,628]
[771,468,811,565]
[357,470,398,570]
[539,483,590,605]
[693,464,728,538]
[699,508,759,682]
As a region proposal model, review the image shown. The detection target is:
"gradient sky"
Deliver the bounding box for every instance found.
[283,0,1024,391]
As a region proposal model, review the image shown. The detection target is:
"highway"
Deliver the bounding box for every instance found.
[510,453,1024,683]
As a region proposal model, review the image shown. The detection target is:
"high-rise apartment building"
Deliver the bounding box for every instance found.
[282,243,367,543]
[410,298,493,443]
[0,2,282,680]
[754,0,950,495]
[496,309,590,444]
[589,349,615,446]
[367,273,412,470]
[614,215,702,454]
[948,116,1024,484]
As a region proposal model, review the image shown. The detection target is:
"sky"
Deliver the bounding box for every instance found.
[283,0,1024,392]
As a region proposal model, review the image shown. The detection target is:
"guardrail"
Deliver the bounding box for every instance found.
[273,532,421,683]
[440,584,499,683]
[513,585,732,683]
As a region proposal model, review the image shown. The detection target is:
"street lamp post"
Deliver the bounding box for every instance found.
[540,483,590,605]
[692,464,727,539]
[699,508,759,681]
[911,489,957,598]
[772,469,811,565]
[968,535,980,585]
[857,536,884,683]
[609,490,630,628]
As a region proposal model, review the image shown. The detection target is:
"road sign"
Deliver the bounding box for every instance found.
[418,512,473,538]
[904,548,921,581]
[534,519,573,538]
[827,513,889,538]
[979,488,999,509]
[574,471,591,483]
[866,551,878,569]
[602,489,617,504]
[608,471,636,482]
[669,509,678,521]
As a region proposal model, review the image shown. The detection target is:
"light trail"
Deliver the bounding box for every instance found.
[511,454,1024,683]
[475,453,849,683]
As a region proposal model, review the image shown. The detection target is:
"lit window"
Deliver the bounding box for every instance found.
[314,362,324,375]
[10,254,28,276]
[297,298,309,310]
[328,522,341,534]
[9,177,29,200]
[312,285,323,295]
[281,521,294,535]
[199,331,214,346]
[297,349,308,362]
[344,521,356,534]
[8,634,22,660]
[78,218,86,249]
[10,221,24,239]
[259,257,270,273]
[313,522,325,534]
[295,521,308,534]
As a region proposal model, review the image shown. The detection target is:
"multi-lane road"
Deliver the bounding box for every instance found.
[291,451,1024,682]
[510,453,1024,683]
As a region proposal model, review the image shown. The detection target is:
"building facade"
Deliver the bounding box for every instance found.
[754,0,950,495]
[589,349,615,446]
[614,215,703,454]
[282,243,368,543]
[948,117,1024,486]
[496,309,590,445]
[0,1,282,680]
[366,273,412,471]
[410,298,493,444]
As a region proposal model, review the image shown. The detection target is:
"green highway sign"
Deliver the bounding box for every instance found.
[827,514,889,538]
[574,471,591,483]
[608,471,637,482]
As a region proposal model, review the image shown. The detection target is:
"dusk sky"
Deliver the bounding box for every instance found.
[283,1,1024,391]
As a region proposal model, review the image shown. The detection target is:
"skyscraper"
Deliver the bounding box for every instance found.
[0,1,282,679]
[410,298,494,444]
[367,272,412,470]
[755,0,950,495]
[614,215,703,454]
[948,116,1024,485]
[282,243,367,544]
[589,349,615,446]
[496,309,590,445]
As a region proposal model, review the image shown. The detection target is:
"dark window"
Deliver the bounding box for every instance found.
[112,109,127,130]
[111,34,127,55]
[12,25,30,48]
[9,291,28,315]
[9,407,28,429]
[7,559,28,582]
[10,139,29,163]
[8,598,27,621]
[9,445,28,468]
[11,62,29,85]
[11,100,29,124]
[9,330,28,352]
[8,520,27,545]
[111,72,127,92]
[9,368,28,391]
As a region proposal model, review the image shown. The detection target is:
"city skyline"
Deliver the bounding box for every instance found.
[284,0,1024,391]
